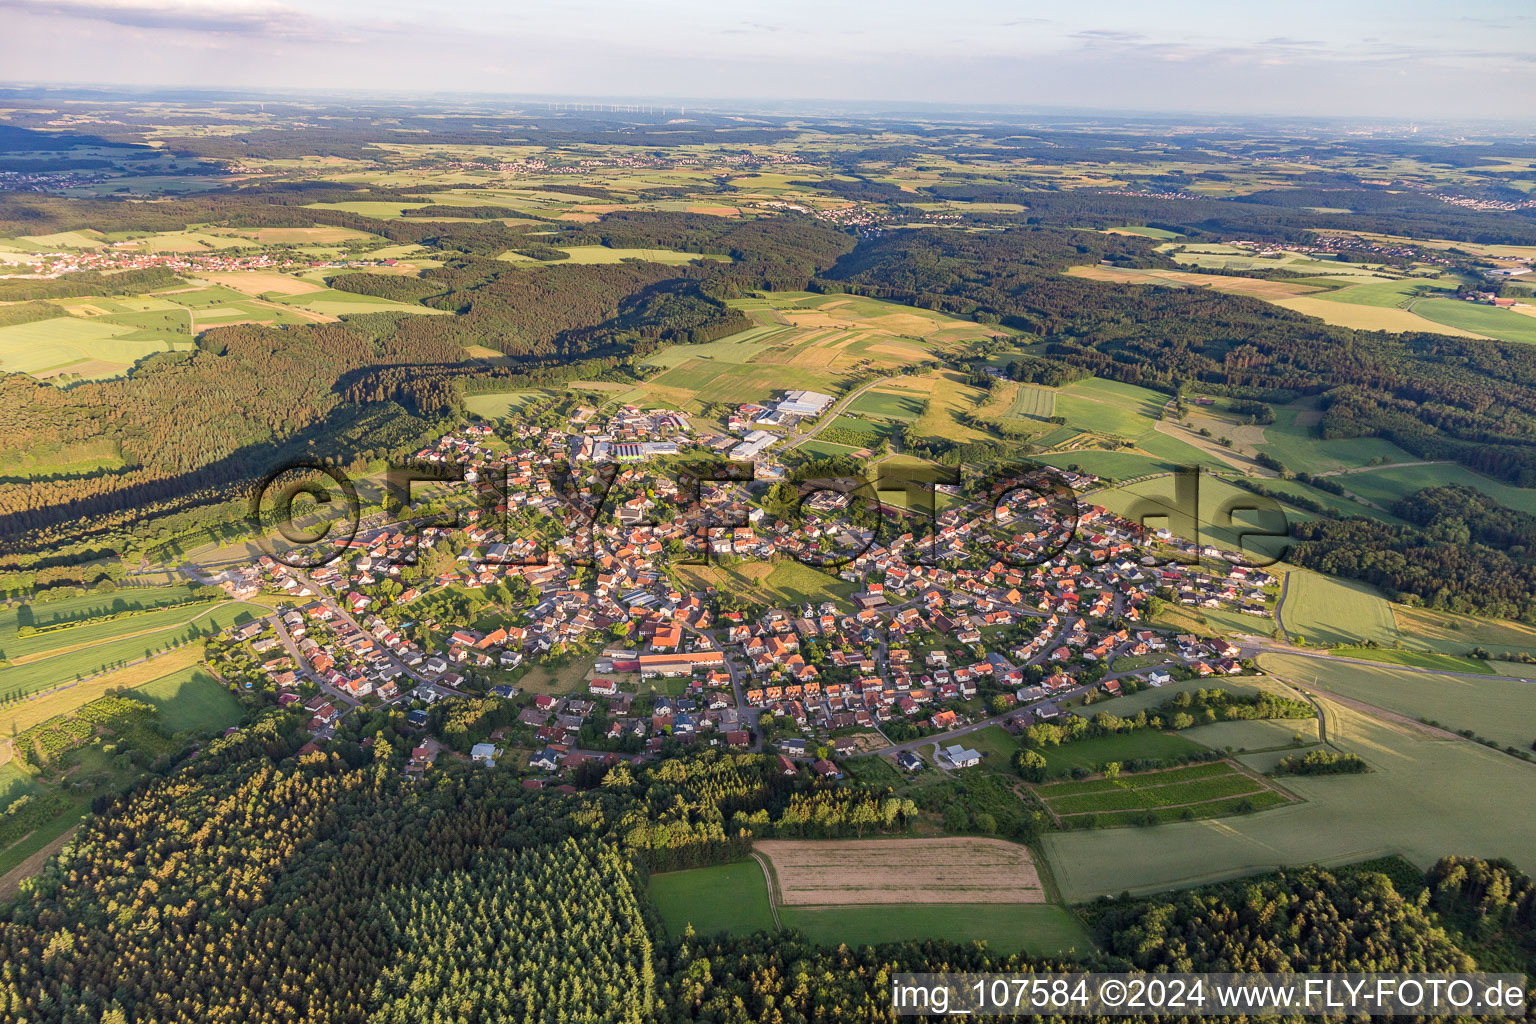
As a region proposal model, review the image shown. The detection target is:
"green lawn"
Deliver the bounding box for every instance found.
[780,903,1094,955]
[130,666,243,734]
[1037,730,1209,776]
[648,860,775,939]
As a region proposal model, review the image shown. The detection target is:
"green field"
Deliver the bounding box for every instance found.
[676,561,858,613]
[1259,652,1536,752]
[1055,377,1165,438]
[462,389,547,420]
[1390,604,1536,661]
[286,287,450,317]
[1006,385,1056,419]
[1040,694,1536,901]
[0,315,179,380]
[648,860,776,939]
[1095,474,1297,559]
[1254,399,1415,475]
[1330,648,1492,674]
[1279,567,1399,647]
[545,246,731,265]
[0,594,223,664]
[1313,277,1457,309]
[129,666,242,734]
[780,903,1093,955]
[846,390,926,421]
[1107,225,1182,240]
[0,763,40,812]
[1180,716,1320,753]
[1409,299,1536,345]
[1037,761,1289,827]
[0,601,265,699]
[1332,462,1536,518]
[1037,730,1210,776]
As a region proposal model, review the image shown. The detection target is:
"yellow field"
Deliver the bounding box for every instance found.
[190,271,327,297]
[1067,264,1321,299]
[1274,296,1489,337]
[0,646,204,767]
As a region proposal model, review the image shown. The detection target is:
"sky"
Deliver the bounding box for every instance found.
[1,0,1533,120]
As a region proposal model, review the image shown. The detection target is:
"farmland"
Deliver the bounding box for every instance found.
[647,860,776,939]
[1035,730,1210,777]
[129,666,242,734]
[1035,761,1292,827]
[1065,264,1323,300]
[754,837,1045,904]
[1278,567,1399,647]
[646,856,1093,956]
[0,314,187,381]
[627,292,1007,412]
[1040,694,1536,901]
[0,600,265,700]
[1259,652,1536,753]
[1409,299,1536,344]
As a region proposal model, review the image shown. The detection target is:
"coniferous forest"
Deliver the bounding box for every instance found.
[0,711,1533,1024]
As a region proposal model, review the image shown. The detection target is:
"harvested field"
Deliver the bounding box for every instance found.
[753,837,1044,905]
[1066,264,1320,299]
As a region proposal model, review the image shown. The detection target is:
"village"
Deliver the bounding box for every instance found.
[206,393,1275,786]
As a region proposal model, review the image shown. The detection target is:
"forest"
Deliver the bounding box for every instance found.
[2,705,1532,1024]
[1290,485,1536,621]
[818,227,1536,487]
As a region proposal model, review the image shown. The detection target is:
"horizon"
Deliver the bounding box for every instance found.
[1,0,1533,122]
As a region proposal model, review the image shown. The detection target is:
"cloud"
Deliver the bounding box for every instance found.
[0,0,315,34]
[1070,29,1145,43]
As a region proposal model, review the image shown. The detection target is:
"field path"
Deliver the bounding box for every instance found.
[0,825,78,905]
[750,852,783,928]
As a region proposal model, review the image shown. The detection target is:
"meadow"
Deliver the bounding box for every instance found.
[1037,761,1290,827]
[0,601,265,700]
[129,666,242,734]
[1259,652,1536,753]
[1390,604,1536,660]
[647,860,775,939]
[1333,461,1536,517]
[1252,398,1414,475]
[1036,730,1209,776]
[674,561,858,612]
[1180,716,1320,753]
[1039,695,1536,901]
[1094,473,1299,559]
[1408,299,1536,345]
[463,389,548,420]
[1278,567,1399,647]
